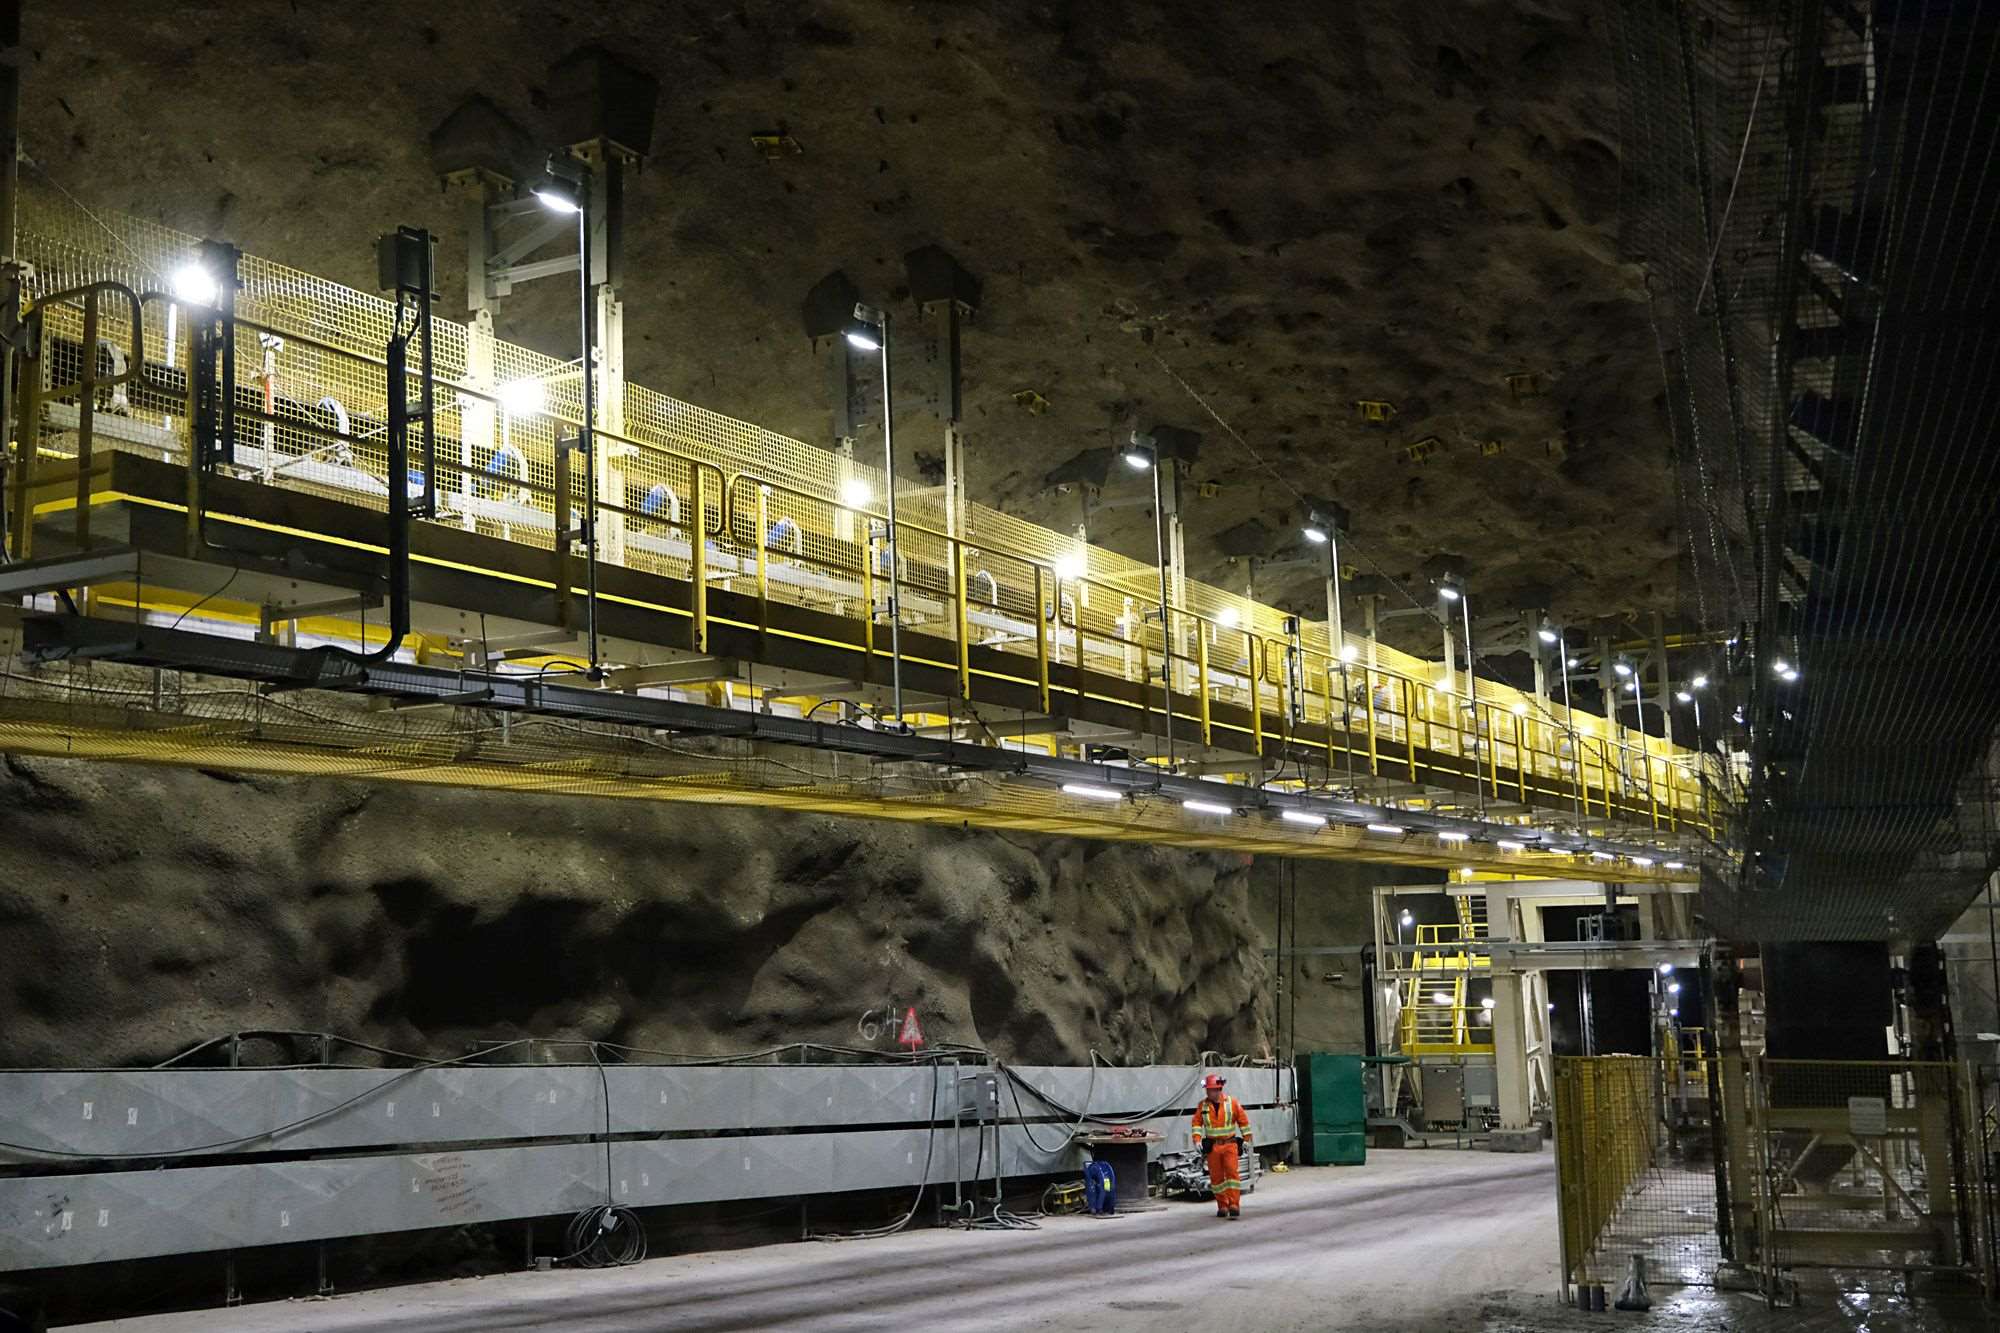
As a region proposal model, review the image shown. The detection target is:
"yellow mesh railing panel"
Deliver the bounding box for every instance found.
[10,184,1709,836]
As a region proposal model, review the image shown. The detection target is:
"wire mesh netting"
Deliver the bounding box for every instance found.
[1606,0,2000,936]
[1747,1059,1984,1279]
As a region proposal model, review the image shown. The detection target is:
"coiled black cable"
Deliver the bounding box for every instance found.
[559,1204,647,1268]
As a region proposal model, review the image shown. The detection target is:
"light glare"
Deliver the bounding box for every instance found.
[1280,810,1327,828]
[171,262,218,307]
[1182,799,1235,817]
[1060,783,1122,802]
[533,187,582,215]
[496,377,545,416]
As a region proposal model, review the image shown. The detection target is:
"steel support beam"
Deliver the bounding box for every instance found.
[18,613,1699,872]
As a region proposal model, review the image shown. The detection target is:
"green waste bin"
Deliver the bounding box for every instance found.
[1294,1052,1366,1165]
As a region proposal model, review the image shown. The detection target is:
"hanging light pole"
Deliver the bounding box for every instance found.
[532,153,601,679]
[1303,505,1357,743]
[1437,573,1478,812]
[1542,616,1584,823]
[1121,432,1176,772]
[846,302,904,728]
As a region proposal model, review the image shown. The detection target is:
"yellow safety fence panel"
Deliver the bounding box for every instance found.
[1553,1055,1725,1290]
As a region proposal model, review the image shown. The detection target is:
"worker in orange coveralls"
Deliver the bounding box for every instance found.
[1191,1073,1253,1219]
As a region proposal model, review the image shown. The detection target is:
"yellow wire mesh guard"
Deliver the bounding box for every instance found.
[8,184,1714,845]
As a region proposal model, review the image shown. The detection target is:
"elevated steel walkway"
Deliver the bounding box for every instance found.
[0,189,1716,876]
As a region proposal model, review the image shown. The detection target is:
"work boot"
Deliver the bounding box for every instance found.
[1214,1208,1228,1218]
[1228,1208,1241,1219]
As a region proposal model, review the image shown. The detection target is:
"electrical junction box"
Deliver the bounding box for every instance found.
[957,1073,998,1118]
[1463,1061,1497,1110]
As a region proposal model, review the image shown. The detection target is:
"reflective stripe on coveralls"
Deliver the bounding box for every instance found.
[1192,1095,1253,1212]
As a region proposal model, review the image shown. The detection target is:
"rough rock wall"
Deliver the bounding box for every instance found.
[20,0,1669,644]
[0,756,1268,1068]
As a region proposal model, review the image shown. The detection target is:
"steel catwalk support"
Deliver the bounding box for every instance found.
[16,612,1692,870]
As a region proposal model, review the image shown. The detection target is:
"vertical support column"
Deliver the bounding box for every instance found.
[1195,620,1212,746]
[451,168,509,532]
[690,468,709,652]
[1712,950,1757,1267]
[1526,609,1549,700]
[940,300,966,543]
[0,0,19,564]
[1486,881,1538,1152]
[1650,610,1671,732]
[1032,564,1050,714]
[595,282,627,567]
[952,539,970,699]
[588,148,628,571]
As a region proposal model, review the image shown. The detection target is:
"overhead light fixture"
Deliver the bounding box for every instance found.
[1632,856,1655,867]
[1338,643,1359,663]
[1366,822,1405,836]
[1613,660,1633,678]
[1538,620,1559,645]
[496,376,545,416]
[1676,690,1693,703]
[1437,584,1461,602]
[1566,656,1581,668]
[1122,448,1153,471]
[1496,839,1526,852]
[1061,783,1122,802]
[1054,552,1085,581]
[1591,851,1614,861]
[1459,866,1476,879]
[839,477,873,508]
[1691,674,1709,689]
[1658,962,1675,975]
[1302,524,1329,545]
[1399,910,1414,925]
[1669,1007,1679,1017]
[531,160,585,216]
[1781,667,1800,683]
[1182,799,1235,817]
[1281,810,1328,828]
[845,301,886,353]
[171,260,220,307]
[1628,680,1642,694]
[1437,831,1470,844]
[1667,982,1681,995]
[1664,860,1686,870]
[1511,702,1528,717]
[1216,606,1240,628]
